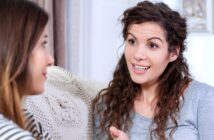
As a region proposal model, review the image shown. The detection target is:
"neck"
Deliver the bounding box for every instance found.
[138,82,159,103]
[134,82,159,118]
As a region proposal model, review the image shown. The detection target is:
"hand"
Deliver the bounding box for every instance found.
[109,126,129,140]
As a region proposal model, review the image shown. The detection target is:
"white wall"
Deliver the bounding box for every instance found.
[67,0,214,86]
[185,35,214,86]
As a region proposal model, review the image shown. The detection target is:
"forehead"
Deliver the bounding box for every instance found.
[128,22,167,39]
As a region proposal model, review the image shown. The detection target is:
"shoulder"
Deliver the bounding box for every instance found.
[0,114,35,140]
[185,80,214,98]
[185,80,214,106]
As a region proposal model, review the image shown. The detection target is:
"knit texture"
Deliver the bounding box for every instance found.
[22,66,105,140]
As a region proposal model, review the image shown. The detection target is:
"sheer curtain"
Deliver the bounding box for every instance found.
[31,0,65,67]
[65,0,93,78]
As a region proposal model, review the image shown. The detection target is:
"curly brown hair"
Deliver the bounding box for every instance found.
[93,1,191,140]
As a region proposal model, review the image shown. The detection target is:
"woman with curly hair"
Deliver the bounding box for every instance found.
[93,1,214,140]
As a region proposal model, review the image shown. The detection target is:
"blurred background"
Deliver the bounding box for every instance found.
[34,0,214,86]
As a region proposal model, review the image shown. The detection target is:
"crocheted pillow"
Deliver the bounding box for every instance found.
[22,66,105,140]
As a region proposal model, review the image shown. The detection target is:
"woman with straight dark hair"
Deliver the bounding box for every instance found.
[93,1,214,140]
[0,0,54,139]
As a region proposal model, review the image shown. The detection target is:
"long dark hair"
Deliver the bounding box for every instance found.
[0,0,48,128]
[93,1,191,140]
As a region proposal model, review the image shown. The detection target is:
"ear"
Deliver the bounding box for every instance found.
[169,46,180,62]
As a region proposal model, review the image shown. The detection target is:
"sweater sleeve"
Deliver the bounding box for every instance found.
[198,86,214,140]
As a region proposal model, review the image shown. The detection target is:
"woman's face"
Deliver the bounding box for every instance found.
[28,27,54,94]
[125,22,178,88]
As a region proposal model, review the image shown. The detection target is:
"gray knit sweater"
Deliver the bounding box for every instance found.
[94,80,214,140]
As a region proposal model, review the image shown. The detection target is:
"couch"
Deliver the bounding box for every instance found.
[22,66,105,140]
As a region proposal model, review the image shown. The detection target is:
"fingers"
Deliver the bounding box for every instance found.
[109,126,120,138]
[109,126,129,140]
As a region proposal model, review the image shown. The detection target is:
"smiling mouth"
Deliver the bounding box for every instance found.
[133,64,151,71]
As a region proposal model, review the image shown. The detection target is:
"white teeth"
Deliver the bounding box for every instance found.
[134,65,150,70]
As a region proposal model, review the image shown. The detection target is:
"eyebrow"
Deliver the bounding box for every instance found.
[127,32,137,40]
[127,32,163,43]
[148,37,163,43]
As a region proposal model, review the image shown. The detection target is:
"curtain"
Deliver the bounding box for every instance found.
[31,0,65,67]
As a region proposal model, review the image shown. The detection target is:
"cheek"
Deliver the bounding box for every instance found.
[124,48,128,59]
[27,60,34,79]
[151,52,169,66]
[124,53,131,68]
[155,58,170,73]
[29,70,45,94]
[124,46,132,59]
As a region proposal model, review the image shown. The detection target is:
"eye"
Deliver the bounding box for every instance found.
[42,41,47,48]
[148,42,158,49]
[127,38,136,46]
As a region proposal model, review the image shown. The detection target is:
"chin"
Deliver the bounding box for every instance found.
[131,75,142,84]
[30,87,44,95]
[132,80,145,85]
[37,88,45,94]
[130,76,145,85]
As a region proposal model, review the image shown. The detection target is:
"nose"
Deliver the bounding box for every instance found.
[134,45,147,61]
[47,53,54,66]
